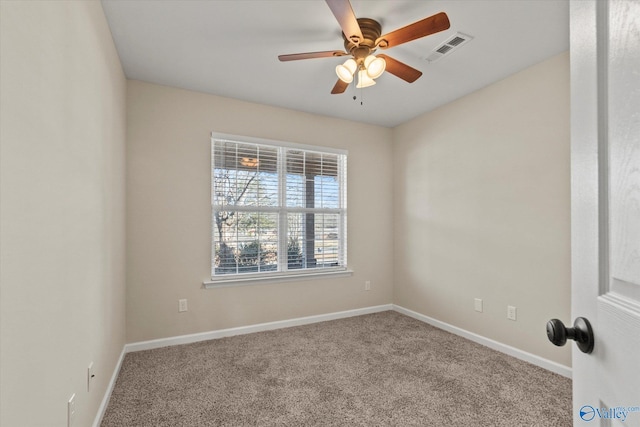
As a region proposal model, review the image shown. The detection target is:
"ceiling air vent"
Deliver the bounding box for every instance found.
[447,36,467,46]
[425,32,474,63]
[436,45,453,55]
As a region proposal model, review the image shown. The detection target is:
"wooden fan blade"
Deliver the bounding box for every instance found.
[376,12,450,49]
[278,51,348,61]
[326,0,364,45]
[376,54,422,83]
[331,79,349,94]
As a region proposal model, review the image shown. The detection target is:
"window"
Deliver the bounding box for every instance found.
[209,133,348,285]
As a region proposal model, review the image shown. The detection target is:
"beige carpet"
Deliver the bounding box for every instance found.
[101,311,572,426]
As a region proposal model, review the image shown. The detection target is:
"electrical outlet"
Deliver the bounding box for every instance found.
[68,394,76,427]
[507,305,517,321]
[179,299,188,312]
[365,280,371,291]
[87,362,95,392]
[474,298,483,313]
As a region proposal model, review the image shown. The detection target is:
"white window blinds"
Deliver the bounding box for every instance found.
[211,135,347,280]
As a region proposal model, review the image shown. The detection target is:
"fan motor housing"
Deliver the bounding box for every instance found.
[343,18,382,62]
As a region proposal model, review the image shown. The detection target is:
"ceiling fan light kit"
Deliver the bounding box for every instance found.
[336,58,358,83]
[356,69,376,88]
[278,0,451,95]
[336,55,385,85]
[364,55,386,79]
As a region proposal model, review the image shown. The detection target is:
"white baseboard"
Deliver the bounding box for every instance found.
[124,304,394,353]
[392,304,572,378]
[92,347,126,427]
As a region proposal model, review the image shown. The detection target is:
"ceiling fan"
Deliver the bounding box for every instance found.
[278,0,450,94]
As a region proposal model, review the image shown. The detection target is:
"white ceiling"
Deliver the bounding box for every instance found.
[101,0,569,128]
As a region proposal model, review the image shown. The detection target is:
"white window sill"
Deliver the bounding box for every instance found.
[203,268,354,289]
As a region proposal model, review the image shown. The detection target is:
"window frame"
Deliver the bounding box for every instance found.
[204,132,351,288]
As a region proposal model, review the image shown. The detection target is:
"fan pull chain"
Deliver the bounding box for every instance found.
[352,79,358,104]
[351,83,364,106]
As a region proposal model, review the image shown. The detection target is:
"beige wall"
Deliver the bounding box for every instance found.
[126,53,571,366]
[392,52,571,366]
[126,80,394,342]
[0,1,126,426]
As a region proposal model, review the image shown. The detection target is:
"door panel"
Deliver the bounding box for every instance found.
[571,0,640,425]
[608,0,640,295]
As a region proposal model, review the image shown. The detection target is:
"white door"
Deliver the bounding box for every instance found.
[570,0,640,426]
